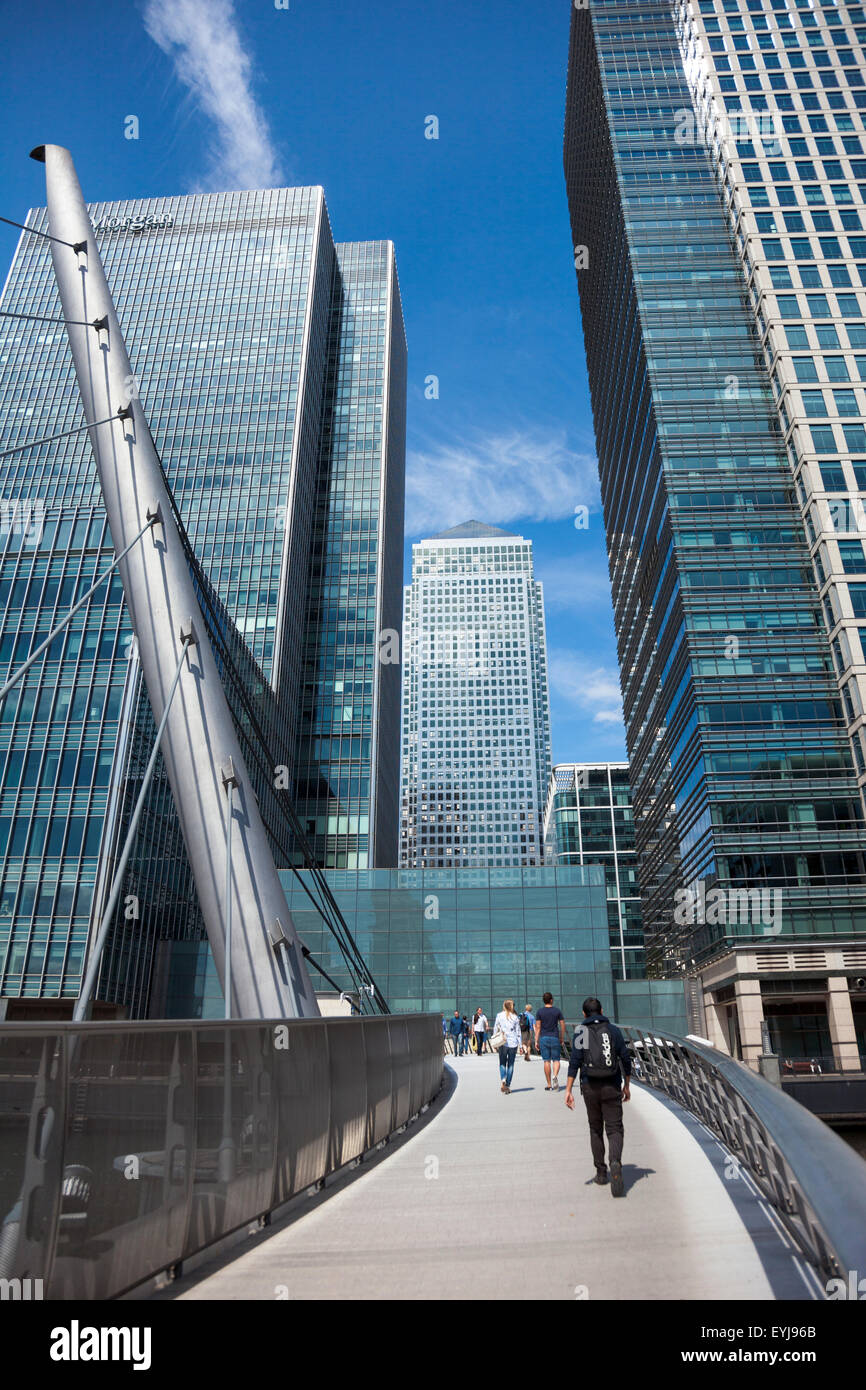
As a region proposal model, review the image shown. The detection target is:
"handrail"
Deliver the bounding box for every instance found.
[619,1025,866,1282]
[0,1014,444,1300]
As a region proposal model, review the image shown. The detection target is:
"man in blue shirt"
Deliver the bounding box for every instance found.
[565,997,631,1196]
[520,1004,536,1061]
[447,1009,465,1056]
[534,992,566,1090]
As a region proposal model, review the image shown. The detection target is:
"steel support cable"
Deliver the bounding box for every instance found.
[0,309,105,328]
[151,455,388,1011]
[73,633,194,1021]
[0,516,155,704]
[302,950,350,996]
[151,483,373,1004]
[169,526,384,1003]
[0,214,84,250]
[0,407,131,460]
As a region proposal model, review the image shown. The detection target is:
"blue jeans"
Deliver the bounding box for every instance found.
[499,1045,518,1085]
[539,1035,561,1063]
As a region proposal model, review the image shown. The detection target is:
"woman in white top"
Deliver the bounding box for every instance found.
[472,1008,489,1055]
[493,999,522,1093]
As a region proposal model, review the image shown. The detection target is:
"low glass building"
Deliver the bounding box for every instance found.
[285,866,687,1030]
[155,864,688,1032]
[282,865,611,1018]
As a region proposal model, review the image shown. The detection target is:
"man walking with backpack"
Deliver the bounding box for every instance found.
[564,997,632,1197]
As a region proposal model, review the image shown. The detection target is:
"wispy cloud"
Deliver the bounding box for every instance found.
[548,654,624,730]
[142,0,283,191]
[406,428,600,537]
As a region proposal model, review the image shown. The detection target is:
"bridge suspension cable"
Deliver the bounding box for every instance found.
[0,515,156,705]
[0,406,132,460]
[74,629,195,1020]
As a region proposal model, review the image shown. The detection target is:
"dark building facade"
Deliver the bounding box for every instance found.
[564,0,866,1070]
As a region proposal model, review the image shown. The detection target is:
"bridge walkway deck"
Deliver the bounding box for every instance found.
[159,1054,824,1301]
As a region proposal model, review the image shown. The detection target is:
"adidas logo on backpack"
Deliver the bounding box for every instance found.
[578,1019,619,1079]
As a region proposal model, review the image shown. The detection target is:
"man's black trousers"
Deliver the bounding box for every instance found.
[581,1079,624,1170]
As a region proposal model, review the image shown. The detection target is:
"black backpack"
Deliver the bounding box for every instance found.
[581,1019,619,1080]
[519,1011,530,1031]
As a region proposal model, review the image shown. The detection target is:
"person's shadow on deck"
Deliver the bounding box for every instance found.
[582,1165,656,1193]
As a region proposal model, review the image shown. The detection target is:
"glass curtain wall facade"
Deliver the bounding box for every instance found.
[0,189,405,1016]
[563,2,866,989]
[543,763,645,979]
[295,242,406,871]
[400,522,552,868]
[680,4,866,807]
[281,865,612,1020]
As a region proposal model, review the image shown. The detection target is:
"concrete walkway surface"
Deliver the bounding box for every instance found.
[162,1054,823,1301]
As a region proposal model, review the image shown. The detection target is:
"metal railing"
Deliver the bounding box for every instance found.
[778,1052,839,1076]
[621,1026,866,1281]
[0,1014,443,1300]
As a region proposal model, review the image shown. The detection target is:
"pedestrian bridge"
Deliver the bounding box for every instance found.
[3,1018,866,1302]
[156,1054,829,1302]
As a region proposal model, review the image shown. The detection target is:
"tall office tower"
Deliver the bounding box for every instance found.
[295,243,407,871]
[400,522,551,868]
[543,763,644,979]
[564,1,866,1068]
[0,187,405,1017]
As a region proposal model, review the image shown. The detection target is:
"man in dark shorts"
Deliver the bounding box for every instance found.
[534,991,566,1091]
[564,996,632,1196]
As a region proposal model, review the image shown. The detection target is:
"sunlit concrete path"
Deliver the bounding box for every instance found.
[162,1054,823,1301]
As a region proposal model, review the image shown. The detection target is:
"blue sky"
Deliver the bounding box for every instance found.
[0,0,625,763]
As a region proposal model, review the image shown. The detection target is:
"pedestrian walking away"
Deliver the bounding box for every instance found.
[447,1009,464,1056]
[534,991,566,1090]
[493,999,522,1092]
[519,1003,535,1060]
[564,996,632,1196]
[473,1007,489,1055]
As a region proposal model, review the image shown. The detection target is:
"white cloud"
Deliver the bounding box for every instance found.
[142,0,283,191]
[405,428,600,537]
[548,654,624,732]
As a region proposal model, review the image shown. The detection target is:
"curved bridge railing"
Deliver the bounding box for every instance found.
[620,1026,866,1283]
[0,1014,443,1300]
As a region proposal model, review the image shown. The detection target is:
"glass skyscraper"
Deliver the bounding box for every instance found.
[0,187,405,1017]
[400,522,551,869]
[543,762,645,980]
[564,0,866,1069]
